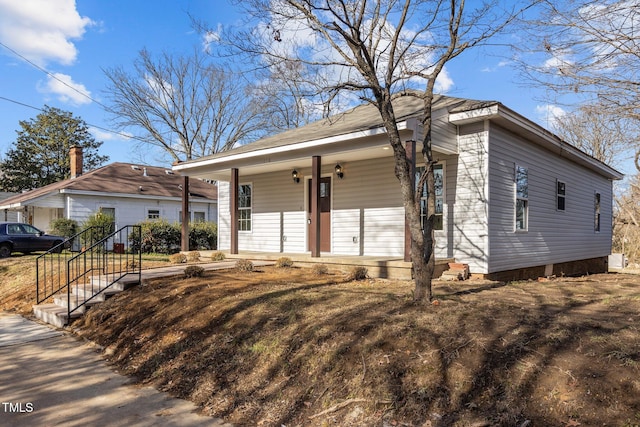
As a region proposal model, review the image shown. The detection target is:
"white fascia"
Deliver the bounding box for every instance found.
[173,121,409,173]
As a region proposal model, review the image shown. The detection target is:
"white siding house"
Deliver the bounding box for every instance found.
[174,94,622,279]
[0,162,217,233]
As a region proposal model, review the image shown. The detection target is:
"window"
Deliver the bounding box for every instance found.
[147,209,160,219]
[515,165,528,231]
[99,207,116,233]
[415,164,444,231]
[193,211,205,223]
[238,184,252,231]
[556,180,566,211]
[594,192,601,232]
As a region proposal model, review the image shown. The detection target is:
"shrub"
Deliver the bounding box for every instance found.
[169,253,187,264]
[235,259,254,272]
[348,266,368,281]
[189,222,217,250]
[129,219,181,254]
[129,220,217,254]
[312,264,329,275]
[50,218,78,238]
[275,257,294,268]
[81,212,115,246]
[211,251,226,261]
[187,251,201,262]
[184,265,205,278]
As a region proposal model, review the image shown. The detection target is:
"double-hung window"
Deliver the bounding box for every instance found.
[515,165,528,231]
[415,164,444,231]
[147,209,160,219]
[238,184,252,231]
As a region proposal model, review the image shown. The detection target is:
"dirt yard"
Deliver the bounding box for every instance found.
[3,257,640,426]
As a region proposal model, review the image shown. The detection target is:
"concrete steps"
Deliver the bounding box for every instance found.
[33,274,139,328]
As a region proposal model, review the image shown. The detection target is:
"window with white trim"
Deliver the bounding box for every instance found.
[147,209,160,219]
[193,211,205,223]
[99,207,116,233]
[556,180,566,211]
[515,165,528,231]
[238,184,252,231]
[415,164,444,231]
[594,192,601,232]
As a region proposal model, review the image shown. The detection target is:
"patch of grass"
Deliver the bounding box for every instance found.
[211,251,226,261]
[312,264,329,275]
[187,251,201,263]
[275,257,294,268]
[169,253,187,264]
[347,266,368,280]
[235,259,254,272]
[184,265,205,278]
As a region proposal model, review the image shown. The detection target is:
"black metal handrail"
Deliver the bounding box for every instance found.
[65,225,142,321]
[36,226,107,304]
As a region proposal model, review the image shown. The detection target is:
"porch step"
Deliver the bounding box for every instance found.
[90,274,139,290]
[33,275,141,328]
[33,304,84,329]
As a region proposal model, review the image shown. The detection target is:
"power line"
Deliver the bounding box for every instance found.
[0,41,112,112]
[0,95,141,143]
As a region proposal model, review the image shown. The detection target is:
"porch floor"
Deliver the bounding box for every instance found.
[197,250,453,280]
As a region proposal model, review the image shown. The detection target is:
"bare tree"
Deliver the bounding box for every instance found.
[104,47,265,250]
[551,103,638,168]
[207,0,533,301]
[104,47,264,163]
[519,0,640,166]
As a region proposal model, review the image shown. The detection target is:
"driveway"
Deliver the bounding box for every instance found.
[0,313,231,426]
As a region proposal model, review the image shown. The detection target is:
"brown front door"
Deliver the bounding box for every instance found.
[308,176,331,252]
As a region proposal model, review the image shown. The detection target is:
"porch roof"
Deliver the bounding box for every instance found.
[173,94,487,181]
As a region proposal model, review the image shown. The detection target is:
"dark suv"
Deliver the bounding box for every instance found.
[0,222,65,257]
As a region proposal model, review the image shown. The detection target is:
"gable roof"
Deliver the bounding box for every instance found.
[177,94,490,165]
[173,93,622,181]
[0,163,217,209]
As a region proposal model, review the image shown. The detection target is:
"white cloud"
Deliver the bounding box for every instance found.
[535,104,566,128]
[435,67,454,93]
[38,72,92,105]
[0,0,93,66]
[90,127,132,141]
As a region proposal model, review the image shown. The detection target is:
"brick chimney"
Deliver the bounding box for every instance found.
[69,146,83,179]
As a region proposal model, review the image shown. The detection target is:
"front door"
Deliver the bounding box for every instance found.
[308,177,331,252]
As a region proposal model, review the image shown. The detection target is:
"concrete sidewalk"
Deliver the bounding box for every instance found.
[1,259,278,425]
[0,313,232,426]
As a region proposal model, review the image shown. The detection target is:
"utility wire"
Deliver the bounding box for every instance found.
[0,95,141,143]
[0,41,112,112]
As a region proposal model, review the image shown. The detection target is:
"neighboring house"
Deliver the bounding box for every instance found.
[173,94,622,279]
[0,148,217,233]
[0,192,19,222]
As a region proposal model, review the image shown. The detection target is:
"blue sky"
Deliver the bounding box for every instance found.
[0,0,576,170]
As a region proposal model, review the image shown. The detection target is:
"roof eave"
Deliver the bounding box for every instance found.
[450,104,624,181]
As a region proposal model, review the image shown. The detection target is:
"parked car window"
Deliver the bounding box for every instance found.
[22,224,42,234]
[7,224,23,234]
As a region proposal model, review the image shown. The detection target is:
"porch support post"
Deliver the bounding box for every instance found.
[230,168,239,254]
[404,140,416,262]
[310,155,321,257]
[181,176,190,252]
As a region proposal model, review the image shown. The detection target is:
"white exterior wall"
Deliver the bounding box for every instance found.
[449,122,490,273]
[487,123,614,273]
[65,194,216,228]
[218,157,410,257]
